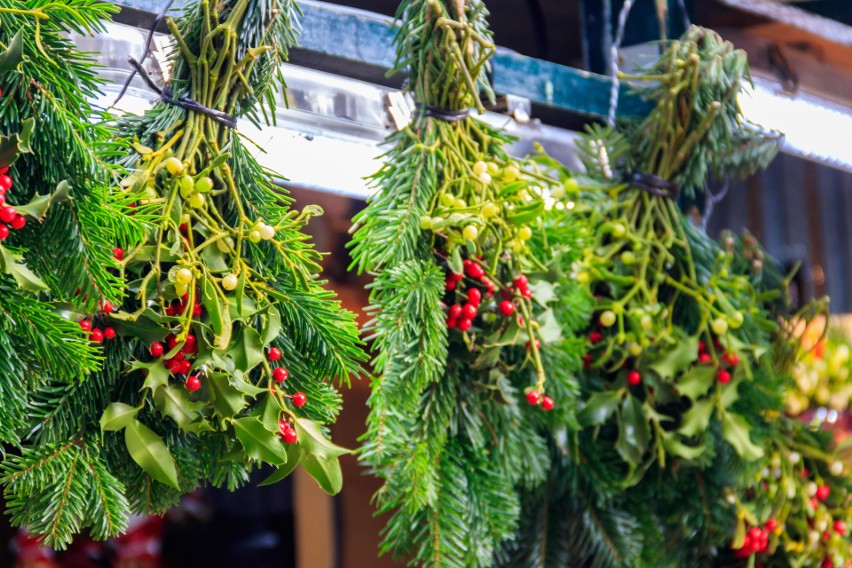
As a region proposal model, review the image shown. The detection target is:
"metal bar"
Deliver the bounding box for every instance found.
[111,0,650,120]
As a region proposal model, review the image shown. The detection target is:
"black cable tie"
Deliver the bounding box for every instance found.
[626,171,682,200]
[127,58,238,129]
[415,103,474,122]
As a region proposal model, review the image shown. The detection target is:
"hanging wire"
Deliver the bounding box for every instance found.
[606,0,636,127]
[701,179,729,232]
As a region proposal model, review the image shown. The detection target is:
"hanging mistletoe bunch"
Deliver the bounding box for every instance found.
[0,0,363,548]
[351,0,587,564]
[568,26,784,472]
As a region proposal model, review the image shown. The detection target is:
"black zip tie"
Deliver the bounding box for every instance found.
[626,171,682,200]
[415,103,474,122]
[127,57,238,129]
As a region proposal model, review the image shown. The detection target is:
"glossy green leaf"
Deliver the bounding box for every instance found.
[678,399,715,438]
[300,452,343,495]
[0,30,24,72]
[676,365,715,400]
[99,403,139,432]
[232,417,288,465]
[258,443,301,486]
[577,390,622,427]
[16,180,71,220]
[294,418,349,460]
[448,247,463,275]
[720,375,742,409]
[207,372,248,417]
[615,396,651,466]
[201,272,231,350]
[260,306,282,346]
[231,326,264,373]
[660,431,706,461]
[260,395,281,432]
[153,384,205,429]
[721,413,764,460]
[134,359,170,392]
[0,245,48,292]
[125,420,179,488]
[536,309,562,344]
[648,336,699,380]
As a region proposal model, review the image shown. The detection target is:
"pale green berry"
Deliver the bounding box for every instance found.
[711,317,728,336]
[486,162,499,175]
[249,230,262,243]
[481,202,499,218]
[600,310,616,327]
[462,225,478,240]
[440,193,456,207]
[503,165,519,182]
[629,343,642,356]
[195,176,214,193]
[620,251,635,264]
[419,215,432,229]
[640,315,652,330]
[518,226,532,241]
[188,193,205,208]
[728,311,744,329]
[431,216,444,228]
[473,161,488,176]
[259,224,275,240]
[164,157,183,176]
[176,268,193,284]
[478,172,492,185]
[180,176,194,197]
[612,223,626,238]
[217,236,234,253]
[454,198,467,209]
[222,273,238,291]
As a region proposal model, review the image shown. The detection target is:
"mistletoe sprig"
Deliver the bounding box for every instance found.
[351,0,586,564]
[552,26,786,474]
[93,0,363,496]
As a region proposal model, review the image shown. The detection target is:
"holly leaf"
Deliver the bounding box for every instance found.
[615,396,651,466]
[678,399,715,438]
[231,370,266,397]
[660,431,706,461]
[0,117,34,169]
[260,394,281,432]
[648,336,699,380]
[720,374,742,409]
[577,390,622,427]
[529,280,557,305]
[258,443,301,487]
[294,418,349,460]
[260,306,282,346]
[300,452,343,495]
[232,417,288,465]
[207,372,248,418]
[0,245,48,292]
[721,412,764,460]
[112,310,168,345]
[133,359,170,392]
[125,420,179,489]
[536,309,562,344]
[153,384,205,429]
[0,29,24,72]
[16,180,71,220]
[230,326,264,373]
[676,365,715,400]
[448,247,463,276]
[99,403,139,431]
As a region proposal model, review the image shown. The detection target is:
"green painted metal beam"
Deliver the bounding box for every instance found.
[113,0,650,119]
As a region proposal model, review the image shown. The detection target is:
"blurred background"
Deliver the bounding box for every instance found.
[5,0,852,566]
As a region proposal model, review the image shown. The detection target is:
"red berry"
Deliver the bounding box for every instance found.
[445,278,456,292]
[589,331,603,344]
[765,518,778,532]
[521,287,532,299]
[267,347,282,361]
[698,352,712,364]
[193,303,202,317]
[185,375,201,391]
[498,301,515,316]
[164,358,178,372]
[282,429,298,444]
[172,350,185,362]
[698,340,706,353]
[100,300,114,314]
[0,167,8,175]
[179,223,188,234]
[467,288,482,306]
[273,367,289,383]
[113,247,124,261]
[717,369,731,384]
[447,317,458,329]
[90,328,104,343]
[184,334,196,347]
[457,318,472,332]
[449,304,462,319]
[810,497,819,510]
[292,392,307,407]
[541,396,555,411]
[627,370,641,386]
[0,175,11,191]
[178,360,192,375]
[0,206,15,223]
[452,272,464,282]
[526,391,541,405]
[822,558,833,568]
[461,302,477,319]
[278,419,290,433]
[150,342,164,357]
[166,334,178,350]
[725,353,740,367]
[103,326,116,340]
[834,520,846,535]
[526,338,541,350]
[9,214,24,230]
[465,262,484,280]
[79,319,92,332]
[0,225,8,240]
[514,275,529,288]
[582,353,594,363]
[817,485,831,502]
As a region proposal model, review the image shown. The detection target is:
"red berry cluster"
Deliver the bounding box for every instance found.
[149,333,200,390]
[0,168,27,240]
[79,301,118,343]
[733,521,774,558]
[697,339,739,384]
[165,292,203,318]
[446,260,492,331]
[525,390,554,411]
[279,419,297,444]
[267,347,289,383]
